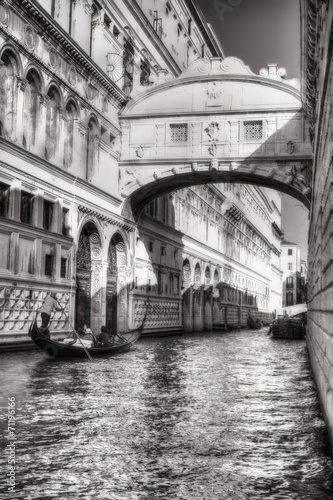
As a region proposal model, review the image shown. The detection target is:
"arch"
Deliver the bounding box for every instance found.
[0,47,20,139]
[23,63,45,93]
[75,220,102,333]
[23,68,42,149]
[106,232,128,334]
[182,258,191,289]
[194,262,202,287]
[205,266,211,285]
[119,57,312,217]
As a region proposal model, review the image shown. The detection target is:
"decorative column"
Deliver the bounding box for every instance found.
[15,76,28,146]
[204,287,213,331]
[36,93,49,158]
[182,286,193,332]
[193,288,204,332]
[76,122,88,178]
[55,107,66,167]
[89,233,103,336]
[229,120,239,156]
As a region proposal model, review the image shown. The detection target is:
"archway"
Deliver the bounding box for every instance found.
[107,233,128,335]
[119,57,312,219]
[75,221,102,334]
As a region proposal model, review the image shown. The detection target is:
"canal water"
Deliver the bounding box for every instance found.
[1,329,333,499]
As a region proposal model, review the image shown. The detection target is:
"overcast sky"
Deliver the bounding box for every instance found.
[197,0,308,260]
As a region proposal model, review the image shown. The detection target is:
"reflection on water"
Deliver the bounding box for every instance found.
[1,330,333,499]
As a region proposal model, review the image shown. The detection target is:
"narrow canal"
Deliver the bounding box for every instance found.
[1,329,333,499]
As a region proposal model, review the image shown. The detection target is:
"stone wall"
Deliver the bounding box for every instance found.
[302,0,333,445]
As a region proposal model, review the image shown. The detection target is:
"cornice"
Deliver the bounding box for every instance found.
[13,0,128,105]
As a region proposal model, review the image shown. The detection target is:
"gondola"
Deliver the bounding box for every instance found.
[29,318,143,359]
[247,316,263,330]
[268,316,306,339]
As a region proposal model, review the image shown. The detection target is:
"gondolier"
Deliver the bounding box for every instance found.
[40,292,64,334]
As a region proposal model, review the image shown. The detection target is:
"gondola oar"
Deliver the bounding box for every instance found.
[64,314,94,363]
[73,331,93,362]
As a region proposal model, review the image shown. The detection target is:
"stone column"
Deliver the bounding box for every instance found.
[193,289,204,332]
[15,76,28,146]
[182,286,193,332]
[55,107,66,167]
[36,93,49,158]
[204,289,213,331]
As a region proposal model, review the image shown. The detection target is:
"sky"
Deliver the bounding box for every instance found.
[197,0,308,260]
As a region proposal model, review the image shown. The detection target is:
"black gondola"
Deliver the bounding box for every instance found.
[29,318,143,359]
[247,316,263,330]
[268,316,306,339]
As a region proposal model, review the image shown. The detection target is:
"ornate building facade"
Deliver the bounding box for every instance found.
[0,0,283,347]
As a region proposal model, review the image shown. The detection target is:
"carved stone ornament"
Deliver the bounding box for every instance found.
[67,66,77,87]
[0,1,10,26]
[49,49,58,69]
[287,141,295,154]
[24,25,37,51]
[207,82,223,100]
[135,145,144,158]
[205,121,220,142]
[86,83,96,101]
[208,143,217,156]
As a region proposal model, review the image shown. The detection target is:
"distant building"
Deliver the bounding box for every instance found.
[281,241,306,307]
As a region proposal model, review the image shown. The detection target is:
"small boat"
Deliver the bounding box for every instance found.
[29,318,143,359]
[268,315,306,339]
[247,316,262,330]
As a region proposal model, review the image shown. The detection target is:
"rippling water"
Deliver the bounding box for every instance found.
[1,329,333,499]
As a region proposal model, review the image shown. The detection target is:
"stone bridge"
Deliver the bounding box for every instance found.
[119,57,312,217]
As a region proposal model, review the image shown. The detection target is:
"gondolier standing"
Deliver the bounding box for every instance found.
[40,292,64,334]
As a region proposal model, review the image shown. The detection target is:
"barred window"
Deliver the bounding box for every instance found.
[45,254,53,276]
[243,121,263,141]
[170,124,188,143]
[60,257,67,278]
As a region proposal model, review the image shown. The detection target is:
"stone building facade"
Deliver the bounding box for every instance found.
[0,0,282,347]
[301,0,333,444]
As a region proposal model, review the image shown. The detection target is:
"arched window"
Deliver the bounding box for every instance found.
[45,86,61,160]
[23,70,40,149]
[86,117,99,181]
[0,50,19,139]
[64,100,77,170]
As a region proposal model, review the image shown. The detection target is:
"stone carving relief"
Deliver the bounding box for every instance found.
[0,287,71,332]
[24,25,37,51]
[133,299,180,328]
[77,234,91,269]
[0,1,10,26]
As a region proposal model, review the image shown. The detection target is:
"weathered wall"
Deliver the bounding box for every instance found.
[302,0,333,444]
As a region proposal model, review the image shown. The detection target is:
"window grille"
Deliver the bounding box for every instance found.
[170,124,188,143]
[0,182,10,217]
[123,37,134,95]
[60,257,67,278]
[45,254,53,276]
[21,192,34,225]
[243,121,263,141]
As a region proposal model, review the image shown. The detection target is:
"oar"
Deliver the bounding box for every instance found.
[64,313,94,363]
[73,331,94,362]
